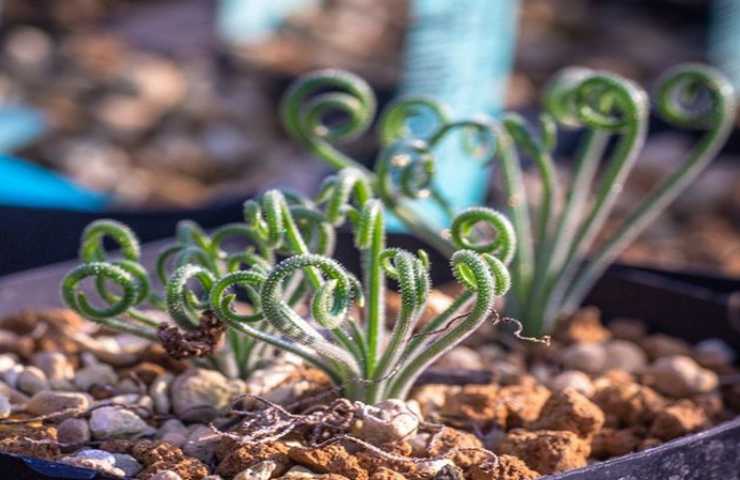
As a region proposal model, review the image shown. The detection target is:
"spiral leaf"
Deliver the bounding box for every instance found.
[450,207,516,264]
[280,69,376,171]
[166,264,216,330]
[79,220,141,263]
[62,262,139,320]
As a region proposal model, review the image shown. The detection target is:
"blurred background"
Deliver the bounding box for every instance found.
[0,0,738,277]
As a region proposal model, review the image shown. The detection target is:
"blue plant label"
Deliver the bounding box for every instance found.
[396,0,519,229]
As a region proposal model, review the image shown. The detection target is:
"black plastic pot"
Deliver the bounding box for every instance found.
[0,232,738,479]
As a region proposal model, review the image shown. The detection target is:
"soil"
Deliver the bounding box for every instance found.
[0,302,737,480]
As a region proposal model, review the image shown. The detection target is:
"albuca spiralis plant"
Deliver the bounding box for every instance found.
[61,62,735,401]
[279,63,736,335]
[61,173,515,402]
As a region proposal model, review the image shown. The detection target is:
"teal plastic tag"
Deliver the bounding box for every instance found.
[217,0,317,43]
[0,154,109,211]
[710,0,740,92]
[396,0,519,229]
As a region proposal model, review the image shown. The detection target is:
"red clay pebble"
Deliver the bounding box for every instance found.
[555,307,610,344]
[0,424,60,460]
[370,467,407,480]
[442,385,508,426]
[466,455,540,480]
[1,309,84,356]
[356,441,431,480]
[499,429,590,475]
[424,426,485,470]
[288,444,369,480]
[497,384,552,428]
[216,441,290,478]
[592,382,665,428]
[692,391,725,421]
[129,441,209,480]
[529,388,605,439]
[649,400,709,441]
[590,427,643,459]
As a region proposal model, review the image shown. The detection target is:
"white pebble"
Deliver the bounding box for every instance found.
[17,366,49,395]
[0,394,11,419]
[74,364,118,391]
[89,406,155,439]
[561,343,607,373]
[549,370,595,397]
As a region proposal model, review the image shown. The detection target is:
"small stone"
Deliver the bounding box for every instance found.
[27,391,91,416]
[129,362,167,385]
[279,465,347,480]
[602,340,647,373]
[125,55,187,109]
[467,455,540,480]
[650,400,708,441]
[150,373,172,415]
[94,94,160,136]
[0,424,60,459]
[172,369,240,422]
[608,318,646,342]
[500,429,590,475]
[288,444,367,480]
[32,352,73,381]
[61,449,125,477]
[0,380,29,404]
[149,472,183,480]
[17,366,49,395]
[183,425,220,463]
[74,449,116,464]
[244,362,297,397]
[89,406,155,439]
[692,391,725,421]
[161,432,187,448]
[645,355,719,397]
[409,384,450,417]
[529,389,605,438]
[356,400,420,444]
[234,460,277,480]
[370,467,406,480]
[158,419,187,437]
[75,364,118,392]
[641,335,691,360]
[561,343,606,374]
[217,441,291,478]
[549,371,594,397]
[694,339,736,368]
[114,378,142,395]
[557,307,610,344]
[0,355,17,375]
[132,439,209,479]
[433,346,484,370]
[112,453,143,477]
[58,418,91,445]
[442,385,507,426]
[419,426,483,467]
[0,394,10,419]
[592,382,665,428]
[0,331,33,358]
[2,364,23,388]
[497,384,552,428]
[590,428,642,459]
[4,26,52,71]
